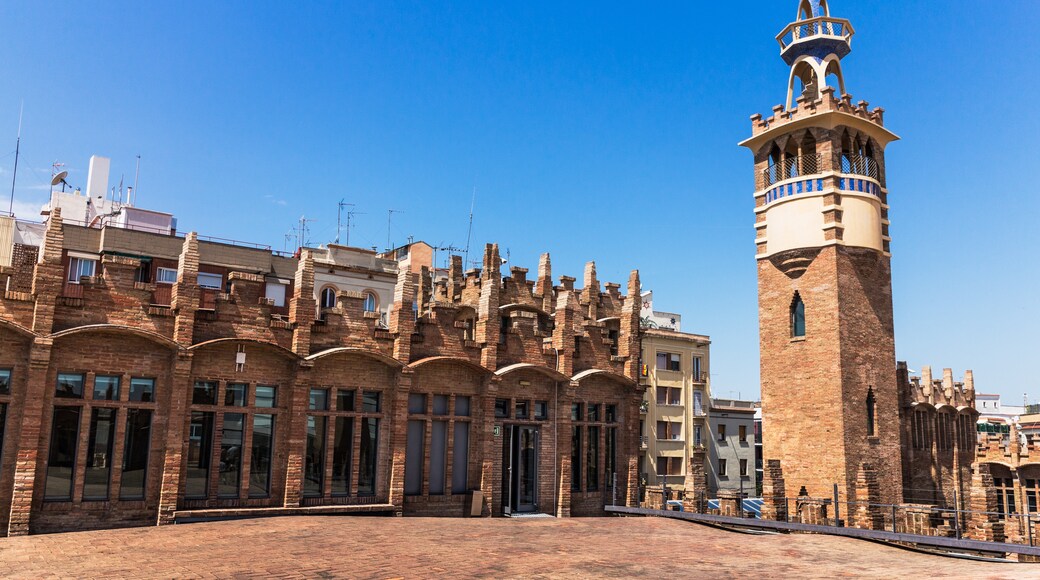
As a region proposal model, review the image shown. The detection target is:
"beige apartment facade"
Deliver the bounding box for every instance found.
[639,327,710,492]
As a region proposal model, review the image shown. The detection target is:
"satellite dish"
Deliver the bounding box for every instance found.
[50,171,68,186]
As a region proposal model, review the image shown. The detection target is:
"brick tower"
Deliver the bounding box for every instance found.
[739,0,903,507]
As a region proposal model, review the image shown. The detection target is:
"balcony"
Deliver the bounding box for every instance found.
[840,154,880,180]
[639,436,648,450]
[762,153,822,187]
[776,17,854,66]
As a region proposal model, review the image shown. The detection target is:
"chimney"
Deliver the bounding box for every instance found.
[86,155,111,200]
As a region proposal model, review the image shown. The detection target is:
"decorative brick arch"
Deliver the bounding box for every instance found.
[50,324,181,352]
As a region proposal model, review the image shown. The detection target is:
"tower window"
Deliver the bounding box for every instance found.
[866,387,877,437]
[790,292,806,338]
[362,292,377,312]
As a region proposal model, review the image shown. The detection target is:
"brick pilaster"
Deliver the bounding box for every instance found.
[387,370,412,515]
[536,253,553,314]
[475,244,500,369]
[551,291,576,377]
[281,362,312,508]
[761,459,788,521]
[624,383,643,507]
[447,255,463,303]
[479,375,501,516]
[682,448,708,512]
[619,270,640,377]
[289,249,315,356]
[5,338,52,535]
[555,381,575,517]
[966,463,1005,542]
[156,351,192,525]
[852,462,884,530]
[581,261,599,320]
[171,232,199,347]
[30,208,64,335]
[389,267,416,362]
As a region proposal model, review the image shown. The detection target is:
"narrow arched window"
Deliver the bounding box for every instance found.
[790,292,805,338]
[320,287,337,309]
[363,292,377,313]
[866,387,877,437]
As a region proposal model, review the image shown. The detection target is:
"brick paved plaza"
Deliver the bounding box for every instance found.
[0,516,1025,579]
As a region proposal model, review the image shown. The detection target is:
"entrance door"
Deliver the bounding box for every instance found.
[503,425,539,514]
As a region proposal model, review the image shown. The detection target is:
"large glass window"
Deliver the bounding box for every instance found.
[255,385,277,408]
[93,375,120,401]
[0,368,10,394]
[225,383,247,407]
[358,417,378,495]
[304,416,326,497]
[45,407,81,500]
[121,409,151,500]
[56,373,85,399]
[249,414,274,498]
[405,419,424,496]
[186,411,214,498]
[129,377,155,403]
[586,426,600,491]
[219,413,244,497]
[0,403,7,461]
[452,422,470,493]
[571,426,581,491]
[332,417,354,496]
[193,381,218,405]
[84,408,116,500]
[429,421,447,495]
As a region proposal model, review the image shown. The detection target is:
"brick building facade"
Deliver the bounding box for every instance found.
[0,207,644,535]
[744,0,985,524]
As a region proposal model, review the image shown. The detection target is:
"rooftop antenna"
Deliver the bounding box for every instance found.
[386,209,401,253]
[133,155,140,206]
[50,163,70,193]
[8,100,23,216]
[297,215,316,248]
[463,187,476,269]
[335,199,354,244]
[345,208,364,247]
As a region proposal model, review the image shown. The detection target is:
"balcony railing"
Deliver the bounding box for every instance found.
[776,17,854,51]
[639,436,648,449]
[151,284,172,307]
[840,154,880,181]
[762,153,821,186]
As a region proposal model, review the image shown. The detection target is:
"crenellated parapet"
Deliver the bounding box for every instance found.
[750,87,887,136]
[898,362,976,410]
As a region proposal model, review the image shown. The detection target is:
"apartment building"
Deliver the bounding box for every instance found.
[707,398,757,498]
[638,302,710,494]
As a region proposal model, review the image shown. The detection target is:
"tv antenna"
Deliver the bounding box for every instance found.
[335,199,353,245]
[386,209,402,253]
[297,215,316,248]
[433,242,464,270]
[132,155,141,206]
[8,101,23,216]
[463,187,476,269]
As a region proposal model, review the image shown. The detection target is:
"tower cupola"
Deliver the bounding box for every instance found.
[779,0,854,108]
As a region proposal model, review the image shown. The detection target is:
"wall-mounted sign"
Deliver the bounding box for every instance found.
[493,425,502,437]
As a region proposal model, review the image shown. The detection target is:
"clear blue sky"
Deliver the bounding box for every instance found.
[1,1,1037,402]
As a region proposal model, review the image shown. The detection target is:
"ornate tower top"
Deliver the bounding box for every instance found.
[778,0,855,109]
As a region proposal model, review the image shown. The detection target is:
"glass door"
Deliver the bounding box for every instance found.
[513,426,538,513]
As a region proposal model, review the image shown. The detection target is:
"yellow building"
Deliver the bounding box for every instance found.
[639,327,710,492]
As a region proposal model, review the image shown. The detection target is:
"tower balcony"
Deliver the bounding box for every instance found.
[762,153,822,188]
[776,17,854,66]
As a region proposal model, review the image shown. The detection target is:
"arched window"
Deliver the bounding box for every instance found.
[790,292,805,338]
[866,387,876,437]
[320,287,337,310]
[363,292,377,313]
